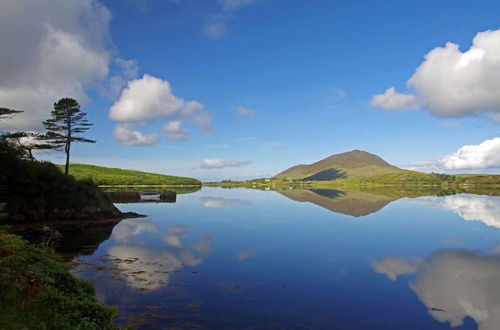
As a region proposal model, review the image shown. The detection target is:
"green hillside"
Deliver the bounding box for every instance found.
[58,164,201,186]
[275,150,408,180]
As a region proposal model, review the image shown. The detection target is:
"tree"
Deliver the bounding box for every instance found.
[3,132,53,160]
[0,108,22,121]
[43,98,95,175]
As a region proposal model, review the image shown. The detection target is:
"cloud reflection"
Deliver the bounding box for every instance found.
[107,225,212,292]
[200,196,251,208]
[373,250,500,329]
[111,219,158,244]
[415,194,500,228]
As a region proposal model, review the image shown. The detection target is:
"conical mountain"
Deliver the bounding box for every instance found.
[275,150,405,181]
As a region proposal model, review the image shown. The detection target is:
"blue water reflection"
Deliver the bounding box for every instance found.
[71,187,500,329]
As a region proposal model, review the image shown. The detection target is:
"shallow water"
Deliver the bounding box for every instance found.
[70,187,500,329]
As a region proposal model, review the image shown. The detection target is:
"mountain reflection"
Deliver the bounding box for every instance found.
[276,188,396,217]
[372,250,500,330]
[415,194,500,228]
[106,222,212,292]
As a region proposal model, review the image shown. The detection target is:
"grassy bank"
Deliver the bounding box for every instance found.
[58,164,201,186]
[0,226,117,329]
[205,172,500,189]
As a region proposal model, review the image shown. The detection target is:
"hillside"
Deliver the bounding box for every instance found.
[59,164,201,186]
[275,150,408,181]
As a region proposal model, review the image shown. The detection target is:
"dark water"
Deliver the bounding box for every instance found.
[69,187,500,329]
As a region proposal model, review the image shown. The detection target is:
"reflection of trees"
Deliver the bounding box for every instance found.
[415,194,500,228]
[372,250,500,329]
[106,223,212,292]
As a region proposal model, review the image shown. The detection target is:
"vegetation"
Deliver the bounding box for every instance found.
[43,98,95,175]
[0,139,118,223]
[3,131,53,160]
[59,163,201,186]
[0,226,118,329]
[0,108,23,122]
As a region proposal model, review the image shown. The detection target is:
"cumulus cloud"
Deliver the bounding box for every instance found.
[0,0,112,130]
[164,120,188,141]
[200,158,252,169]
[414,194,500,229]
[109,74,211,143]
[370,87,417,111]
[203,22,227,39]
[410,137,500,171]
[235,106,256,116]
[113,123,159,146]
[111,74,188,121]
[371,29,500,118]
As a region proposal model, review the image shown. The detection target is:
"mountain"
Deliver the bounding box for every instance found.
[274,150,406,181]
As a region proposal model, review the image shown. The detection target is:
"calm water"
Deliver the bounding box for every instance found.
[69,187,500,329]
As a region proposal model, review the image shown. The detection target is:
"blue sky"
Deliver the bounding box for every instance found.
[1,0,500,180]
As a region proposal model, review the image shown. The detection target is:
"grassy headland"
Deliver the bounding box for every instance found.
[58,163,201,186]
[0,143,123,223]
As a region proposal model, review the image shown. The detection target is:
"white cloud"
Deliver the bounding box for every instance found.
[110,74,185,121]
[219,0,256,11]
[372,29,500,118]
[414,194,500,229]
[164,120,188,141]
[202,0,257,40]
[113,123,159,146]
[200,158,252,169]
[109,74,211,144]
[235,106,256,116]
[410,137,500,171]
[203,22,227,40]
[370,87,417,111]
[0,0,112,130]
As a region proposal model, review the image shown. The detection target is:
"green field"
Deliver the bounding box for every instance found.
[59,164,201,186]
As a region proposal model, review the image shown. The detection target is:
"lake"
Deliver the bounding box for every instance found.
[67,187,500,329]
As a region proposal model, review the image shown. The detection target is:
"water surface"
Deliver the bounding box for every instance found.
[70,187,500,329]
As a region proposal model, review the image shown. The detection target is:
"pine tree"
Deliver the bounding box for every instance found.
[43,98,95,175]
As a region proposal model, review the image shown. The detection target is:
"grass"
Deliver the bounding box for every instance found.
[0,225,118,329]
[58,163,201,186]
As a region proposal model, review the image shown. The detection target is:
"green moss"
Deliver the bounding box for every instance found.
[0,227,117,329]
